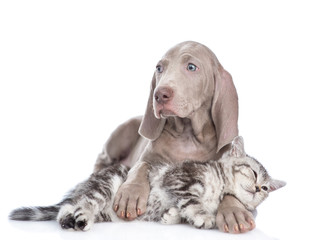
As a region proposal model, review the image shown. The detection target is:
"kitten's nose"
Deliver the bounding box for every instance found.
[255,186,261,192]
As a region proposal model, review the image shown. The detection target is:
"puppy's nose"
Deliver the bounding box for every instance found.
[154,87,174,104]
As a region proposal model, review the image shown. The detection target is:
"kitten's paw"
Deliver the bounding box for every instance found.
[74,211,93,231]
[192,215,215,229]
[57,205,94,231]
[60,214,76,230]
[161,207,181,225]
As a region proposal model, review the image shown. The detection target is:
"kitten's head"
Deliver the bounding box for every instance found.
[220,136,286,211]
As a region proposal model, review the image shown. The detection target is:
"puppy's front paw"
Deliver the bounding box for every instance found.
[113,182,150,220]
[216,207,255,233]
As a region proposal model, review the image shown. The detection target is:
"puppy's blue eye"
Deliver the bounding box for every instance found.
[187,63,198,71]
[156,65,163,73]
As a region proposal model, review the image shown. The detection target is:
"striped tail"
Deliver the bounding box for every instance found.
[9,205,60,221]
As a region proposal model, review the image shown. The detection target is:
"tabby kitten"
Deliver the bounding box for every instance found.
[9,136,285,231]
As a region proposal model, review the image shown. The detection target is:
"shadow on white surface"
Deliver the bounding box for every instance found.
[5,218,278,240]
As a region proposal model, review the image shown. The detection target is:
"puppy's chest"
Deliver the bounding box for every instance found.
[153,133,217,162]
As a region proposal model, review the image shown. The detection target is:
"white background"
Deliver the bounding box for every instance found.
[1,1,325,239]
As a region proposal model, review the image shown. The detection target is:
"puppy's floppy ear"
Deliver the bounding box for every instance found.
[138,74,166,140]
[211,63,239,153]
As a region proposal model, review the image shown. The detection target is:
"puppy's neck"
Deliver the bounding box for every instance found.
[166,107,216,144]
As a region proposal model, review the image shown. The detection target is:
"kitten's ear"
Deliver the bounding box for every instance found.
[230,136,246,157]
[269,179,286,192]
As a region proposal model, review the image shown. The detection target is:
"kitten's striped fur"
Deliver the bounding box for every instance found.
[9,136,285,231]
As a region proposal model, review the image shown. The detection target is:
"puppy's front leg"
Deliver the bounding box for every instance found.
[113,161,150,220]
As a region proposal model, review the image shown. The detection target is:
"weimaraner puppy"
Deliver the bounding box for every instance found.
[94,41,255,233]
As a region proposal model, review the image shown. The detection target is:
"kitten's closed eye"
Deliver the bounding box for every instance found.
[252,170,257,180]
[234,165,256,180]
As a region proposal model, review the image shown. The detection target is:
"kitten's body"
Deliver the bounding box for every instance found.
[10,137,285,231]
